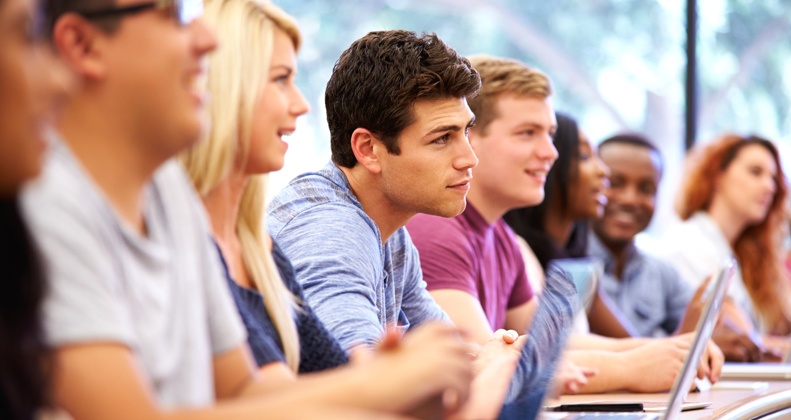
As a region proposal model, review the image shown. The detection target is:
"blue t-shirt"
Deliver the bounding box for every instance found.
[588,232,693,337]
[218,240,349,373]
[266,162,448,349]
[268,162,578,410]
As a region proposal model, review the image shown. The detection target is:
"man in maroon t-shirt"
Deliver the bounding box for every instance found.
[407,55,557,344]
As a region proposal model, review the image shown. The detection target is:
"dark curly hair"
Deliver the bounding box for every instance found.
[325,30,481,168]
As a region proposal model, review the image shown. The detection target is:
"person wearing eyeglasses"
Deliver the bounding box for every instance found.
[0,0,71,416]
[20,0,415,418]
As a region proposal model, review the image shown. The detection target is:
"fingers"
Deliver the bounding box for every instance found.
[493,329,519,344]
[707,341,724,382]
[737,333,763,362]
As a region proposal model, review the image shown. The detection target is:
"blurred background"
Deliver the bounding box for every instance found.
[269,0,791,244]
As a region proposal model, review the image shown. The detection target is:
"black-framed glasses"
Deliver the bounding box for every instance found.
[77,0,202,26]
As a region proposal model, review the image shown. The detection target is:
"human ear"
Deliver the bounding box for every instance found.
[51,14,107,80]
[350,128,383,174]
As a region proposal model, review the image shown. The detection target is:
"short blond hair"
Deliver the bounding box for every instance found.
[467,55,552,135]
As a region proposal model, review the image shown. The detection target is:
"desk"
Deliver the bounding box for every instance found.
[546,381,791,419]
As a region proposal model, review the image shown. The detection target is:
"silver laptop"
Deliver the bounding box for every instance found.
[542,257,736,420]
[720,362,791,381]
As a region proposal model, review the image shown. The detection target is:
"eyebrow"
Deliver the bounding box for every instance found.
[270,65,294,74]
[425,116,476,137]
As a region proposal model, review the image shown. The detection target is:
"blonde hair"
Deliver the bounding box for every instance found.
[182,0,302,371]
[467,55,552,135]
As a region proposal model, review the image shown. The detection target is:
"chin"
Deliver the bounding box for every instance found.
[431,201,467,218]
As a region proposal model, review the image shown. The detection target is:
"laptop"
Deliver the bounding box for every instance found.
[720,362,791,381]
[541,257,736,420]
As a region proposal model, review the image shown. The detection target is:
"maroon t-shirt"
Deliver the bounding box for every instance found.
[406,204,534,331]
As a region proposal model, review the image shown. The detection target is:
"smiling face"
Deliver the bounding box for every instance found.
[468,94,558,218]
[377,97,478,218]
[715,143,778,226]
[567,131,610,220]
[245,28,309,175]
[593,142,661,246]
[99,0,217,159]
[0,0,69,194]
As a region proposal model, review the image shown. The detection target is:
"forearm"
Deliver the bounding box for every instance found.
[503,267,576,405]
[567,333,651,352]
[564,350,633,393]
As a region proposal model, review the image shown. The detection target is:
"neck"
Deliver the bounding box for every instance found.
[203,170,248,247]
[596,230,634,279]
[58,97,165,234]
[544,207,574,248]
[466,185,507,224]
[339,165,413,244]
[706,199,746,246]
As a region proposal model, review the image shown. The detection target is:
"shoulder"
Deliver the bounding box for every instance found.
[268,171,377,243]
[407,213,471,249]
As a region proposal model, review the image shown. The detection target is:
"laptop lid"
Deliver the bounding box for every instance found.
[540,257,734,420]
[659,257,736,419]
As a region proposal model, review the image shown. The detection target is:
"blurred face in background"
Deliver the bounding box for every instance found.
[567,130,609,220]
[0,0,70,194]
[593,142,661,247]
[715,143,778,226]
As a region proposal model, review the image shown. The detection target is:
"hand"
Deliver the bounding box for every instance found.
[472,329,523,376]
[696,340,724,383]
[373,322,473,416]
[622,335,692,393]
[551,358,597,396]
[711,323,763,362]
[453,329,526,420]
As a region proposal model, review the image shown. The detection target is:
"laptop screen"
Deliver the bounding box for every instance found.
[662,257,735,418]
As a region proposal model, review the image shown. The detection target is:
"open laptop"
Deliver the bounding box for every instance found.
[720,362,791,381]
[541,257,736,420]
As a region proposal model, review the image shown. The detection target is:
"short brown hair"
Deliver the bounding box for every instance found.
[326,30,481,168]
[467,55,552,135]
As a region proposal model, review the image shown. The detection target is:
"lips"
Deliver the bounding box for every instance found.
[448,178,472,189]
[525,168,549,182]
[277,127,296,140]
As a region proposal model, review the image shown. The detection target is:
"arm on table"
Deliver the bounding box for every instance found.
[52,343,407,420]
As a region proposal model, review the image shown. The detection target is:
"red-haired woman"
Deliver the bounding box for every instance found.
[659,134,791,344]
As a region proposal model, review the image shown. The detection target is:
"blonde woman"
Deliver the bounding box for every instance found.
[182,0,521,417]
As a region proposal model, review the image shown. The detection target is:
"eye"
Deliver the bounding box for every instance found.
[432,133,450,145]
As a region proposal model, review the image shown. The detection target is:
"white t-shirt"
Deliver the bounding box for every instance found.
[21,140,246,408]
[655,211,755,326]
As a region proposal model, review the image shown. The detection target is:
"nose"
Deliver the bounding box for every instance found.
[456,137,479,171]
[290,86,310,117]
[190,18,219,56]
[540,133,559,163]
[765,174,777,195]
[617,184,642,207]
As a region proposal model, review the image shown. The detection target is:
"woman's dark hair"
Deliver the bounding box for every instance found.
[503,112,587,269]
[0,198,50,419]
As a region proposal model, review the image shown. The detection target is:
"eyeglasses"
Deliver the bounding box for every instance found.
[77,0,203,26]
